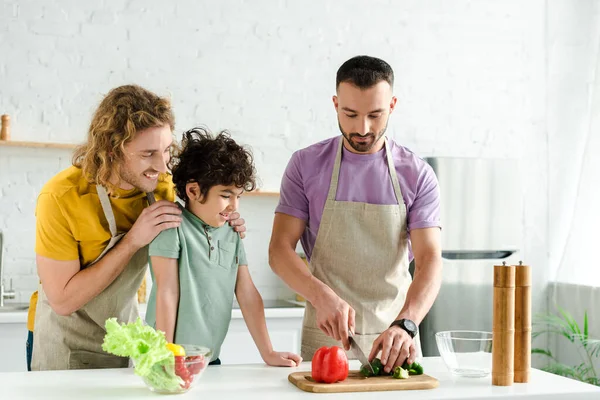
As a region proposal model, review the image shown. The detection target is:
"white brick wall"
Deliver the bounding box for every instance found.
[1,1,549,308]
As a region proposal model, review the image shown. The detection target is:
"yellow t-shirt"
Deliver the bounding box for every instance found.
[27,165,176,331]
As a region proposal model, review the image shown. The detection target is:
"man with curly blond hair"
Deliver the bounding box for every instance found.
[28,85,246,371]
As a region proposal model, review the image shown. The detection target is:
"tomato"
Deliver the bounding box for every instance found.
[311,346,349,384]
[174,355,191,387]
[171,350,206,389]
[186,355,205,375]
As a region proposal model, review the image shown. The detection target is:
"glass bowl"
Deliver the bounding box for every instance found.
[435,330,493,377]
[137,344,212,394]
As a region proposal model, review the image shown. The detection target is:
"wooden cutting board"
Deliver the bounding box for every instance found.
[288,370,439,393]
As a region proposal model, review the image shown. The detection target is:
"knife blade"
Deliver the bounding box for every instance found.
[349,331,374,375]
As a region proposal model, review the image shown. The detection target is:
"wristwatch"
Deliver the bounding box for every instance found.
[390,319,418,338]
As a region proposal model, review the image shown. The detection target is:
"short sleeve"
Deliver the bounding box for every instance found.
[407,165,442,231]
[35,193,79,261]
[275,151,309,221]
[149,227,180,259]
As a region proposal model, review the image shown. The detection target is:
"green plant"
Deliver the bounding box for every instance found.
[532,306,600,386]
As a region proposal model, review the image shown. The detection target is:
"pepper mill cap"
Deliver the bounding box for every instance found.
[494,263,516,287]
[515,261,532,286]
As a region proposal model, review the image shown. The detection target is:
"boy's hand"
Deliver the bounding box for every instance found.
[228,211,246,239]
[263,351,302,367]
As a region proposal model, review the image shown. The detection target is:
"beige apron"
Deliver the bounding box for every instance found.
[301,137,421,360]
[32,185,148,370]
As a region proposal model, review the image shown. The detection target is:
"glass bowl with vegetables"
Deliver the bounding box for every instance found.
[138,343,212,394]
[102,318,212,394]
[435,330,493,377]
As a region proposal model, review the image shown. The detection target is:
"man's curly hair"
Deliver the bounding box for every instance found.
[72,85,175,192]
[170,127,256,203]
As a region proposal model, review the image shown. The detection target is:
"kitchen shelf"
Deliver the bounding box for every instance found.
[0,140,77,149]
[244,190,280,197]
[0,140,280,196]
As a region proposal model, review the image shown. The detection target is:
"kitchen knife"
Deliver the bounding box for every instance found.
[349,331,374,375]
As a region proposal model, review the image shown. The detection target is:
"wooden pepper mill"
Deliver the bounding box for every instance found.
[0,114,10,141]
[514,261,531,383]
[492,261,515,386]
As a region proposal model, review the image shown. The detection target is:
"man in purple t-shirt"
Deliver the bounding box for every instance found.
[269,56,442,374]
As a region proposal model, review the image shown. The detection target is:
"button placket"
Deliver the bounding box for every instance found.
[204,226,215,258]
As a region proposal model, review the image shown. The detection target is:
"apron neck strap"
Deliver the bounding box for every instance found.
[327,136,405,205]
[383,138,405,205]
[96,185,118,237]
[326,138,344,201]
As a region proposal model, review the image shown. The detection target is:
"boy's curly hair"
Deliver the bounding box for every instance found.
[170,127,256,202]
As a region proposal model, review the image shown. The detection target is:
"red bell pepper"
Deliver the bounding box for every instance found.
[311,346,349,383]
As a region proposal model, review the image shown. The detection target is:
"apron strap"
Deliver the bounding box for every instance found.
[383,137,405,206]
[326,137,344,201]
[90,185,126,266]
[96,185,118,237]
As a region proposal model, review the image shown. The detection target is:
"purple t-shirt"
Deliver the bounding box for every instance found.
[275,136,441,262]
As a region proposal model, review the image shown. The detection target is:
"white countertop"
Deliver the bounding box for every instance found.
[2,358,599,399]
[0,300,305,324]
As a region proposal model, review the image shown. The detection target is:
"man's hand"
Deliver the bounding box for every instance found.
[314,290,356,351]
[125,200,182,249]
[369,326,415,374]
[228,211,246,239]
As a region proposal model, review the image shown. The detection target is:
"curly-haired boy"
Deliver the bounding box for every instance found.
[145,127,301,367]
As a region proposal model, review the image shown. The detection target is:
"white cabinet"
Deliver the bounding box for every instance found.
[219,316,303,364]
[0,310,304,372]
[0,323,28,372]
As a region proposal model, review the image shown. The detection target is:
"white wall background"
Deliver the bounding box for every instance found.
[546,0,600,372]
[548,0,600,287]
[0,0,551,324]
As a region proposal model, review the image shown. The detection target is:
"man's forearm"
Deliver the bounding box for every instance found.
[396,254,443,325]
[268,244,331,307]
[55,235,141,315]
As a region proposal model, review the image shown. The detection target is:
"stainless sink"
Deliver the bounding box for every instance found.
[0,302,29,312]
[1,231,19,309]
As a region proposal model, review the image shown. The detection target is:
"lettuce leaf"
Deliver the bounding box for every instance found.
[102,317,182,391]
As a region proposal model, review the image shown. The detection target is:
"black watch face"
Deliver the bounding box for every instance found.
[404,319,417,332]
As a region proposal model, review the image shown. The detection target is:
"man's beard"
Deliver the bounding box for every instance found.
[338,120,388,153]
[119,166,159,193]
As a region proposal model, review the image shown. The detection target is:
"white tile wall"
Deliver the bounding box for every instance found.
[0,1,550,310]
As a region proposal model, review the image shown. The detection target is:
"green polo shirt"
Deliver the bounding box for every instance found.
[145,203,247,362]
